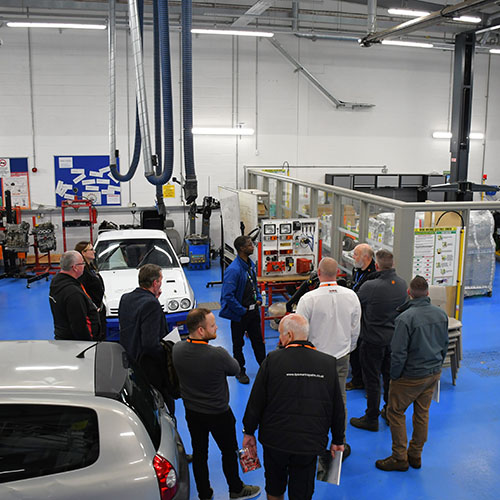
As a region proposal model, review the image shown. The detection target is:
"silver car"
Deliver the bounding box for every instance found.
[0,340,189,500]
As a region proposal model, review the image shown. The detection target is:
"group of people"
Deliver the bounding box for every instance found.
[48,236,450,500]
[49,242,106,341]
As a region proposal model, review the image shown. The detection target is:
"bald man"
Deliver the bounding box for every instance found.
[296,257,361,459]
[242,314,345,500]
[346,243,376,391]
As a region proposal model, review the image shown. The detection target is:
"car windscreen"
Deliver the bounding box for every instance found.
[118,361,162,451]
[95,238,177,271]
[0,404,99,484]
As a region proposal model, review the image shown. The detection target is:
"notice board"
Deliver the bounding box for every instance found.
[0,157,31,209]
[54,155,121,207]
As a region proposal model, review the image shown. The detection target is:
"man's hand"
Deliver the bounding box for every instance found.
[256,300,262,307]
[330,443,345,459]
[243,434,257,459]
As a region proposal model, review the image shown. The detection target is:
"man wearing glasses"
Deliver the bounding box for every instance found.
[49,250,100,340]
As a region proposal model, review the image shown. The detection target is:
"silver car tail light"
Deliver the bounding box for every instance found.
[153,454,178,500]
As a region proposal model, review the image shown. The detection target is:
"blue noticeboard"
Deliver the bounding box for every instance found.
[54,155,121,207]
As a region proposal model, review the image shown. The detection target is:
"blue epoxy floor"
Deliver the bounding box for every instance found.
[1,263,500,500]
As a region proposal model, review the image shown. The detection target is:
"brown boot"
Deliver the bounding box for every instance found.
[375,456,409,472]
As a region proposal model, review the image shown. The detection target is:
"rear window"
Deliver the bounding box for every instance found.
[119,362,162,450]
[0,404,99,484]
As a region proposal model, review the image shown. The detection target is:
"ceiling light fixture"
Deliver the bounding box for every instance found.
[490,49,500,54]
[382,40,434,49]
[387,9,430,18]
[6,21,107,30]
[452,16,481,24]
[192,127,255,135]
[432,131,484,139]
[191,28,273,38]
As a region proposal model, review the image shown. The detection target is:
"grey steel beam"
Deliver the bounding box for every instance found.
[360,0,496,46]
[268,37,375,110]
[231,0,276,28]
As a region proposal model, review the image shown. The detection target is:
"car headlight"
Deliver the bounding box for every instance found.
[168,300,179,311]
[180,298,191,310]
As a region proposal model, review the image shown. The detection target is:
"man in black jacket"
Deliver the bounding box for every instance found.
[350,249,407,432]
[119,263,174,413]
[346,243,376,391]
[49,250,100,341]
[242,314,345,500]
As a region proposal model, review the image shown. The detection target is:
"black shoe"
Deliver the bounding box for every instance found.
[381,406,389,425]
[408,454,422,469]
[237,369,250,384]
[375,455,409,472]
[350,415,379,432]
[342,443,351,462]
[199,487,214,500]
[346,380,364,391]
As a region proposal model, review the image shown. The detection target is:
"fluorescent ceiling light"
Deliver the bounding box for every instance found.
[432,131,484,139]
[470,132,484,140]
[387,9,430,17]
[432,131,452,139]
[490,49,500,54]
[453,16,481,24]
[6,21,106,30]
[382,40,433,49]
[192,127,255,136]
[191,28,273,38]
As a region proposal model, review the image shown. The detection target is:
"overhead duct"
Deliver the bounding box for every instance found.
[360,0,498,46]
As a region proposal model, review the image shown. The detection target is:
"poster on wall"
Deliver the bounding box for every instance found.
[413,227,460,286]
[0,157,31,209]
[54,155,121,207]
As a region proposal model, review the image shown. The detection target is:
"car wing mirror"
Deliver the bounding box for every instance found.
[180,256,189,265]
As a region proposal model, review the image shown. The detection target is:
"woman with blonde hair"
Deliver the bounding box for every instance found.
[74,241,106,339]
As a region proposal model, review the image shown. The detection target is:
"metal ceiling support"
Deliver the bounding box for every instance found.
[360,0,497,46]
[231,0,276,28]
[447,32,475,201]
[292,0,299,32]
[268,37,375,110]
[367,0,377,34]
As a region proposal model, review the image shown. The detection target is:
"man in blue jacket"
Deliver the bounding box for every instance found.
[376,276,448,471]
[220,235,266,384]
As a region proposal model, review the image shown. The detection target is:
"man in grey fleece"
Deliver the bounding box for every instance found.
[172,308,260,500]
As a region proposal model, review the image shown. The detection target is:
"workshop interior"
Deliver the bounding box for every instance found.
[1,0,500,499]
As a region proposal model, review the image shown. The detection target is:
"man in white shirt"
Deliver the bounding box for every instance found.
[296,257,361,459]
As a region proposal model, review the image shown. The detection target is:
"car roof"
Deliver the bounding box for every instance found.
[0,340,98,396]
[96,229,168,242]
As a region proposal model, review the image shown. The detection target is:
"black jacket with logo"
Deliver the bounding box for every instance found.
[49,272,100,340]
[243,341,345,454]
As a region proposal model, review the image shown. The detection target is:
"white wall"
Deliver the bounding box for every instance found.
[0,26,499,213]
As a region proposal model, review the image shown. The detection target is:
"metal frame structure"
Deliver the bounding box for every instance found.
[246,167,500,320]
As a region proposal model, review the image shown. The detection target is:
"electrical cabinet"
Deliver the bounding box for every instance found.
[260,218,319,277]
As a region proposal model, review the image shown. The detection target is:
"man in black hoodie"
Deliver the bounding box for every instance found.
[350,249,407,432]
[49,250,100,341]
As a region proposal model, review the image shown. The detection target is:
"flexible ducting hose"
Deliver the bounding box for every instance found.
[128,0,154,177]
[109,0,143,182]
[146,0,175,188]
[181,0,198,204]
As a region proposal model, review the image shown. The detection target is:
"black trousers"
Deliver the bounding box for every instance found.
[360,340,391,421]
[231,309,266,371]
[263,447,317,500]
[185,407,243,499]
[349,336,363,385]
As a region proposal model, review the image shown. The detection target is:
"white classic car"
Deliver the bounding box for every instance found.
[95,229,195,335]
